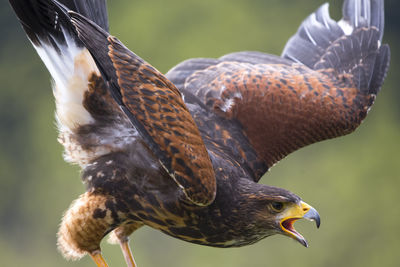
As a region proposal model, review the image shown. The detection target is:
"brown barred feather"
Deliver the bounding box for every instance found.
[184,62,375,170]
[69,12,216,206]
[107,36,216,206]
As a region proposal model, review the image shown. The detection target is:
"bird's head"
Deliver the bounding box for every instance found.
[239,181,320,247]
[262,199,320,247]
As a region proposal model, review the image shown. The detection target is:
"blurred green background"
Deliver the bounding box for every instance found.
[1,0,399,266]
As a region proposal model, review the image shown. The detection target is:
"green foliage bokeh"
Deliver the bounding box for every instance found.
[1,0,399,266]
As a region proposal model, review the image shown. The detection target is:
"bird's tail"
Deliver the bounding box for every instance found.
[282,0,390,95]
[9,0,109,131]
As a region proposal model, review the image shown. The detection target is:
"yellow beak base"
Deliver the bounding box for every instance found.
[279,201,320,247]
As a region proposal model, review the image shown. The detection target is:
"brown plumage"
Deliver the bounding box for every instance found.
[181,61,372,168]
[107,35,217,206]
[9,0,389,267]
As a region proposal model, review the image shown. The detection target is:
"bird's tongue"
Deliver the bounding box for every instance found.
[282,218,304,239]
[282,218,297,233]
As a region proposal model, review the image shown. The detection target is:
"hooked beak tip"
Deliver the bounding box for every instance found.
[299,237,309,248]
[304,206,321,229]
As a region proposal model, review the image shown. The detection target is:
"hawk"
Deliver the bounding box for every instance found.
[9,0,389,266]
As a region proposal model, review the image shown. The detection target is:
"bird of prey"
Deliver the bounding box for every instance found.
[9,0,389,266]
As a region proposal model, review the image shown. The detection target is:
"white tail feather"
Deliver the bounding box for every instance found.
[30,29,139,168]
[32,32,97,132]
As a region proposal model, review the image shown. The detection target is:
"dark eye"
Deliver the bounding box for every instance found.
[270,202,284,212]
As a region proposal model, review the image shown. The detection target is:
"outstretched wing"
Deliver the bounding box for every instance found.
[66,11,216,206]
[166,0,390,182]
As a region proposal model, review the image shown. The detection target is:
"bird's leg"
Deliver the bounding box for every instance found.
[108,222,143,267]
[90,251,109,267]
[120,240,136,267]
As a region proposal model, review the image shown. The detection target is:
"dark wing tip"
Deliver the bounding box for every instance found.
[69,10,108,40]
[369,43,390,95]
[282,0,386,67]
[52,0,109,32]
[9,0,109,49]
[342,0,384,39]
[9,0,79,48]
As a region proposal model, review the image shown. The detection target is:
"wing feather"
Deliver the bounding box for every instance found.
[167,0,389,182]
[68,11,216,206]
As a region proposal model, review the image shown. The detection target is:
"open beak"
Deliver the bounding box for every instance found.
[279,201,320,247]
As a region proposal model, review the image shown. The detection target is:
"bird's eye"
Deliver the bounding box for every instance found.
[270,202,284,212]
